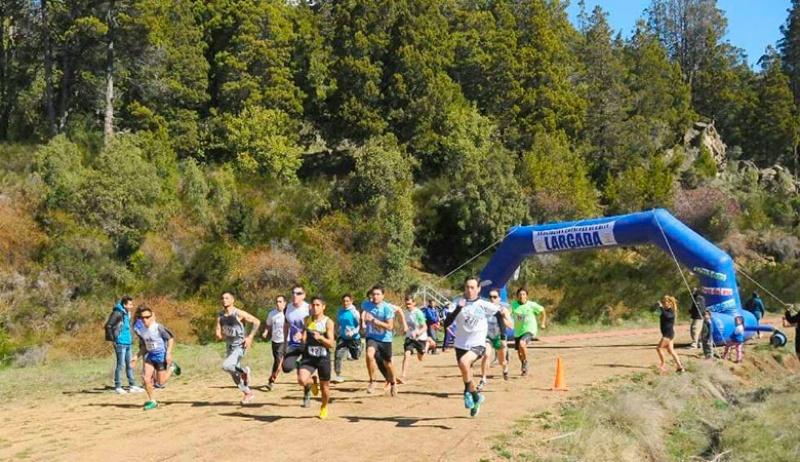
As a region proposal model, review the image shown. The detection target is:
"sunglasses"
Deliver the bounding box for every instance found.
[489,295,500,299]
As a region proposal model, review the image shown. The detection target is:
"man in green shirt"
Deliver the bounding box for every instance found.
[510,288,546,376]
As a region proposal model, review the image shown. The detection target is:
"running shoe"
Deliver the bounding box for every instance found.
[241,391,255,405]
[319,405,329,419]
[171,361,182,377]
[503,366,509,381]
[470,393,485,417]
[311,380,320,396]
[115,387,128,394]
[366,381,376,394]
[128,386,145,393]
[241,366,251,387]
[332,375,345,383]
[302,386,311,408]
[477,377,487,392]
[265,380,274,391]
[143,400,158,411]
[463,391,474,409]
[395,377,405,385]
[521,360,528,376]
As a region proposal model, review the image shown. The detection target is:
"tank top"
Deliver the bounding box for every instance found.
[285,301,310,348]
[219,309,245,348]
[304,316,330,358]
[134,321,170,354]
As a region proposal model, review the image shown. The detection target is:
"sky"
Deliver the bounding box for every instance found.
[565,0,792,67]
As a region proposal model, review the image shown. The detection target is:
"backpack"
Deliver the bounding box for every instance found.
[104,310,122,342]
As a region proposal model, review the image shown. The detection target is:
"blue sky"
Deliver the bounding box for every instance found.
[566,0,791,67]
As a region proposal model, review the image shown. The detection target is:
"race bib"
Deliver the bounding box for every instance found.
[307,346,327,357]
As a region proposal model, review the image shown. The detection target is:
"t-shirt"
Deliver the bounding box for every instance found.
[453,298,499,350]
[265,308,285,343]
[285,301,310,348]
[511,300,544,338]
[405,309,428,341]
[361,300,394,342]
[219,309,245,348]
[487,303,509,339]
[134,320,173,355]
[337,305,361,340]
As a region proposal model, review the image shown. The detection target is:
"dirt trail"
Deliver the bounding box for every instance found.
[1,321,786,462]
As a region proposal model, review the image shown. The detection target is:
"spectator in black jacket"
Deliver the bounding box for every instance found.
[784,305,800,358]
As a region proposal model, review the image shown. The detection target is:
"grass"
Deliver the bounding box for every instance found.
[489,349,800,462]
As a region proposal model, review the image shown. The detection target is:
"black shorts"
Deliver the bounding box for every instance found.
[336,338,362,360]
[455,346,486,363]
[660,330,675,340]
[300,355,331,382]
[404,338,426,355]
[366,338,393,363]
[272,341,286,358]
[515,333,534,350]
[282,345,305,373]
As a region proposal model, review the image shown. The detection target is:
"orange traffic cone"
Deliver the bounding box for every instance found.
[552,356,568,391]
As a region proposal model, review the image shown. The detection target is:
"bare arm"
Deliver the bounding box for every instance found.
[540,309,547,329]
[262,317,271,339]
[215,316,222,341]
[166,337,175,363]
[396,307,409,333]
[237,309,261,349]
[315,319,335,349]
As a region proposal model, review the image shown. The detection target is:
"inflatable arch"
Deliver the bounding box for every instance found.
[478,209,773,344]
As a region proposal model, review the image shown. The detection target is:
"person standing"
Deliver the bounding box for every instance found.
[479,289,512,388]
[333,294,362,383]
[688,288,705,348]
[700,309,715,359]
[298,296,335,419]
[132,306,181,410]
[722,315,745,363]
[443,276,509,417]
[399,295,428,383]
[361,285,397,395]
[282,285,310,374]
[216,292,261,405]
[744,292,766,339]
[105,296,144,394]
[510,288,546,376]
[655,296,685,373]
[262,295,287,390]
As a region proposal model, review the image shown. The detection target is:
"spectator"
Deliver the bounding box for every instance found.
[744,292,766,339]
[688,288,705,349]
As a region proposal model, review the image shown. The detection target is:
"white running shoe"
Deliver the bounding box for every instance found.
[128,386,145,393]
[115,387,127,394]
[332,375,345,383]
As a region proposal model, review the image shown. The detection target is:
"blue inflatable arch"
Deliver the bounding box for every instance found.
[479,209,771,344]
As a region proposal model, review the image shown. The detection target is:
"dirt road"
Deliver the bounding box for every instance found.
[1,322,782,462]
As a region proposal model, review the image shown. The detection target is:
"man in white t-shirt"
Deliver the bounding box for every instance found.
[399,295,428,383]
[262,295,287,390]
[443,276,510,417]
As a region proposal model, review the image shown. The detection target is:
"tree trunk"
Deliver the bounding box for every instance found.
[42,0,57,136]
[103,0,116,144]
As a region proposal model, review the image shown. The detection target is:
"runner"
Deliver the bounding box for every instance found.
[131,305,181,410]
[422,299,441,354]
[399,295,428,384]
[443,276,507,417]
[479,289,512,389]
[262,295,286,390]
[361,285,397,395]
[215,292,260,404]
[656,295,685,372]
[333,294,361,383]
[510,288,546,376]
[298,296,335,419]
[282,285,310,375]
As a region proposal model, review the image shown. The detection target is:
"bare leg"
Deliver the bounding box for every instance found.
[365,346,377,383]
[656,344,666,369]
[401,350,411,381]
[458,352,479,392]
[142,363,156,402]
[666,340,683,370]
[321,381,330,408]
[480,348,489,379]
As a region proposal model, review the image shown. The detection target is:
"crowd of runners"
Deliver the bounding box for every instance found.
[105,277,548,419]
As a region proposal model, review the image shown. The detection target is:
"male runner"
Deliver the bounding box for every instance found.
[132,306,181,410]
[216,292,260,404]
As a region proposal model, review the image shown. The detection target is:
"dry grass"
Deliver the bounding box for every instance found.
[0,199,47,271]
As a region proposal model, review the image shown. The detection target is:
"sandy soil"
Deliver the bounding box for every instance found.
[1,320,787,462]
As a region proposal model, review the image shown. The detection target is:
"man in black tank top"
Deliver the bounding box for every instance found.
[297,296,335,419]
[216,292,261,404]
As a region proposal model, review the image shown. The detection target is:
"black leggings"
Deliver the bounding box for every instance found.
[282,345,304,373]
[271,342,285,376]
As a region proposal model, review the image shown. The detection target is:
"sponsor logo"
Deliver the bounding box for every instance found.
[692,266,728,281]
[701,287,734,296]
[532,222,616,253]
[707,299,737,311]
